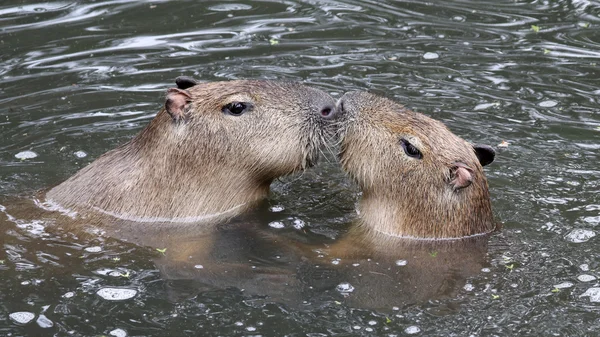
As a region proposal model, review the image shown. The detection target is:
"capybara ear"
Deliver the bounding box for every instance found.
[175,76,199,90]
[473,144,495,167]
[165,88,192,122]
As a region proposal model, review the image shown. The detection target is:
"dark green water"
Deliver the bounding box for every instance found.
[1,0,599,336]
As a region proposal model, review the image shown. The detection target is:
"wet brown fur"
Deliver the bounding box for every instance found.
[46,80,335,223]
[337,91,495,239]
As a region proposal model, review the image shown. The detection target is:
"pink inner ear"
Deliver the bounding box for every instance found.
[165,88,192,122]
[451,166,473,190]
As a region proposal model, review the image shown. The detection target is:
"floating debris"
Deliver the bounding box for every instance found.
[194,264,204,269]
[531,25,540,32]
[96,287,137,301]
[498,141,509,148]
[15,151,38,160]
[269,38,279,45]
[395,259,407,266]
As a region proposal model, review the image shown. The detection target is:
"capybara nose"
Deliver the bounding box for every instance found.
[319,104,337,119]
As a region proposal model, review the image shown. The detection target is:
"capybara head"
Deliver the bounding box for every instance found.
[46,79,337,221]
[335,91,496,239]
[161,79,336,177]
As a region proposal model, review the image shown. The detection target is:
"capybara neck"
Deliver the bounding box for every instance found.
[46,110,267,222]
[357,188,495,240]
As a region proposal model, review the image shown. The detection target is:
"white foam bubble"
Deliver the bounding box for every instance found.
[423,52,439,60]
[554,282,573,289]
[565,229,596,243]
[85,246,102,253]
[395,260,407,266]
[208,4,252,11]
[96,287,137,301]
[405,325,421,334]
[36,314,54,328]
[539,100,558,107]
[336,282,355,294]
[580,287,600,302]
[9,311,35,324]
[268,221,285,229]
[74,151,88,158]
[15,151,38,160]
[577,274,596,282]
[109,328,127,337]
[269,205,284,212]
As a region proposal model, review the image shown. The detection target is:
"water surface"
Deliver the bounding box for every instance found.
[1,0,599,336]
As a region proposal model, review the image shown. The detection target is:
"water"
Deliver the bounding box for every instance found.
[1,0,599,335]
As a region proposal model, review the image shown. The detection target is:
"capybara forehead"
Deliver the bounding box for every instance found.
[187,80,309,105]
[351,93,478,164]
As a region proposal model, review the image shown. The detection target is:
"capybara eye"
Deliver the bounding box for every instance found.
[222,102,248,116]
[400,138,423,159]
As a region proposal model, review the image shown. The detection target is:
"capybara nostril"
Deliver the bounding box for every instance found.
[319,105,336,119]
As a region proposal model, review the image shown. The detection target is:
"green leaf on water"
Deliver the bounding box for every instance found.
[531,25,540,33]
[269,38,279,45]
[505,263,515,271]
[156,248,167,255]
[429,251,438,258]
[492,294,500,300]
[0,260,4,264]
[543,49,550,54]
[595,126,600,131]
[551,287,560,293]
[120,271,131,278]
[581,22,590,28]
[112,257,120,262]
[334,301,342,305]
[386,317,392,324]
